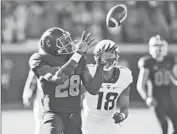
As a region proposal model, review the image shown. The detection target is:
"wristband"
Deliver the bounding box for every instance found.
[70,52,82,63]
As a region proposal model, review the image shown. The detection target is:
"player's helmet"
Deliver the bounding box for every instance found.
[39,27,76,56]
[149,35,168,58]
[94,40,120,71]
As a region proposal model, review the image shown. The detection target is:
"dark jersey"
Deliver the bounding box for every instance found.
[29,53,86,113]
[138,55,175,99]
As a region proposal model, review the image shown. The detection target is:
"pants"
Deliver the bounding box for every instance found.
[41,111,82,134]
[33,98,42,134]
[154,98,177,134]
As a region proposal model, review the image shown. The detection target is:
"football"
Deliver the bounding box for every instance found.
[106,4,128,27]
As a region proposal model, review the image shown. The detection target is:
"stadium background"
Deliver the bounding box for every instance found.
[1,1,177,134]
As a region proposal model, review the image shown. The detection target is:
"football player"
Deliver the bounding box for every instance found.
[22,70,42,134]
[81,40,133,134]
[29,27,113,134]
[137,35,177,134]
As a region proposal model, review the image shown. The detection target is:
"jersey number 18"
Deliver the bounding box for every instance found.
[97,92,118,110]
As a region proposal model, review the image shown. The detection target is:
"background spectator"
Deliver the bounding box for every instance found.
[1,1,177,44]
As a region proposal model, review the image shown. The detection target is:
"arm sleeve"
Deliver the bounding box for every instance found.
[138,57,149,69]
[81,64,104,95]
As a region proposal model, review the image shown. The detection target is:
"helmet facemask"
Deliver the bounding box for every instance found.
[103,51,119,71]
[56,32,76,55]
[94,48,120,71]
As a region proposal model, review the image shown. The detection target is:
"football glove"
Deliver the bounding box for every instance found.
[76,31,95,54]
[22,92,33,108]
[146,97,158,107]
[97,44,118,65]
[113,112,126,124]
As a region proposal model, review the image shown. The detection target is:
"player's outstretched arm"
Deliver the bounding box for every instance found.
[29,31,95,85]
[22,70,37,107]
[137,58,157,107]
[81,64,104,95]
[53,31,95,83]
[80,44,117,95]
[137,67,150,100]
[29,53,82,84]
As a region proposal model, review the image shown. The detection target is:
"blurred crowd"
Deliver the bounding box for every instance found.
[2,1,177,44]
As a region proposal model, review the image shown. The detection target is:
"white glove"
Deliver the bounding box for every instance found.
[146,97,157,107]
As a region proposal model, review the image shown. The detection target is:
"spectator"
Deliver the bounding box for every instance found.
[42,2,58,31]
[1,1,177,43]
[26,2,45,39]
[2,14,16,44]
[166,2,177,42]
[144,1,169,41]
[2,1,16,44]
[14,2,28,42]
[89,24,103,42]
[122,1,147,42]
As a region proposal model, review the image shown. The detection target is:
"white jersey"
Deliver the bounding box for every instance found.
[82,64,133,134]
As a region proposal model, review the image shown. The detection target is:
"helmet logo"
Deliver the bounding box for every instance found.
[46,39,51,47]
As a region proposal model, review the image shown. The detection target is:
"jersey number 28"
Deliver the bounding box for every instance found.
[55,75,80,98]
[97,92,118,110]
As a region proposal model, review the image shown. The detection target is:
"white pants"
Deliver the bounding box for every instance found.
[82,114,121,134]
[33,98,42,134]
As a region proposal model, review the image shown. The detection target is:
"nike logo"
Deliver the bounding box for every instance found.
[107,85,111,89]
[113,86,119,89]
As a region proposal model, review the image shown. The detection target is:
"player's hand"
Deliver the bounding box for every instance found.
[113,112,126,124]
[22,95,32,108]
[97,44,118,65]
[76,31,95,54]
[146,97,158,107]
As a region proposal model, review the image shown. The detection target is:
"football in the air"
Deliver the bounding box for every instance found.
[106,4,128,27]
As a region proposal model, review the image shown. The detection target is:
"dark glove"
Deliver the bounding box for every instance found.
[113,112,126,124]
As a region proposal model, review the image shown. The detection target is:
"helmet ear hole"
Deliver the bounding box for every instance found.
[43,36,52,48]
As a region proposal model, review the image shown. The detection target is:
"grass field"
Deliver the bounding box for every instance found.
[2,108,174,134]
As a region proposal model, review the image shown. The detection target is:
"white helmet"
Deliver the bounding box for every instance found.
[94,39,120,71]
[149,35,168,58]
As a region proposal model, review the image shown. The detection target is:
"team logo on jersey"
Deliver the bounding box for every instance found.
[107,85,111,89]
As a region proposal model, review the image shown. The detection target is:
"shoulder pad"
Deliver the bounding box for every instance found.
[119,66,132,75]
[165,55,175,61]
[29,53,43,69]
[119,66,133,84]
[115,65,131,72]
